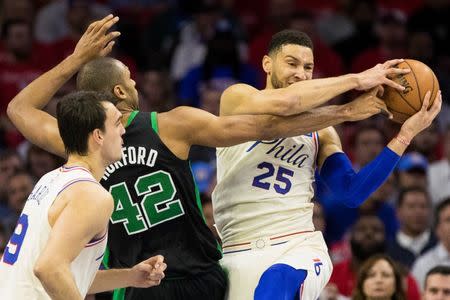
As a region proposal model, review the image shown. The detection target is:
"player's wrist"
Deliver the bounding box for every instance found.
[396,130,413,146]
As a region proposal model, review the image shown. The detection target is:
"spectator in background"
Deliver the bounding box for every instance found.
[248,0,295,73]
[329,214,420,299]
[396,152,428,189]
[288,11,344,79]
[188,83,222,167]
[26,145,64,180]
[0,150,23,210]
[412,198,450,290]
[48,0,94,62]
[0,18,57,148]
[428,125,450,205]
[138,65,175,112]
[408,0,450,58]
[351,11,408,73]
[33,0,110,43]
[0,0,34,29]
[1,170,34,235]
[388,187,437,269]
[410,121,441,163]
[178,27,258,107]
[333,0,379,67]
[322,174,398,245]
[352,254,407,300]
[170,1,221,81]
[422,265,450,300]
[351,125,386,170]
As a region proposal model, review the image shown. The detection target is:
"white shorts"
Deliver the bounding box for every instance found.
[220,231,333,300]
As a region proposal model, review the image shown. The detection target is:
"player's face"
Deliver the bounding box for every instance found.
[362,259,396,299]
[100,102,125,164]
[270,44,314,88]
[423,274,450,300]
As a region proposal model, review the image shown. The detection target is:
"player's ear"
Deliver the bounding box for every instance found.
[112,84,127,100]
[92,128,104,146]
[262,55,272,75]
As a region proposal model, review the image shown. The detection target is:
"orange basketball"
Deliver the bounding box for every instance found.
[382,59,439,123]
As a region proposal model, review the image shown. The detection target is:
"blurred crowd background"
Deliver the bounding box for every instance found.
[0,0,449,299]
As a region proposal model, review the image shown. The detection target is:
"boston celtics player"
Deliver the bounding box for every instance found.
[213,30,442,300]
[8,19,412,300]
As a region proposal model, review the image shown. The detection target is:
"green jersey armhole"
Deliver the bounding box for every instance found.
[151,111,159,133]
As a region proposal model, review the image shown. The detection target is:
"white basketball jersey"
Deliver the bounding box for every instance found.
[0,166,106,299]
[213,133,319,245]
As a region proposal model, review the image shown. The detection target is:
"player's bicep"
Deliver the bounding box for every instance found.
[38,186,111,265]
[317,127,343,171]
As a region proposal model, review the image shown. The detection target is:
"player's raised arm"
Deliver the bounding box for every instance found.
[6,15,120,158]
[220,59,409,117]
[33,183,113,300]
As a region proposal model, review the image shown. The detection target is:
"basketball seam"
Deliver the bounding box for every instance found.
[388,106,412,116]
[430,72,436,108]
[404,60,421,111]
[392,86,418,113]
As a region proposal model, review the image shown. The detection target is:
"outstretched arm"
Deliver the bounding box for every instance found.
[160,89,389,159]
[220,60,409,117]
[6,15,120,157]
[317,91,442,207]
[88,255,166,294]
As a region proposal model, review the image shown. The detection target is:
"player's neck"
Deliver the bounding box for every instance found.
[65,155,105,182]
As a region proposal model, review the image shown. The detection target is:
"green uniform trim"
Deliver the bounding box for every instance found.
[151,112,159,133]
[113,288,125,300]
[126,110,139,128]
[101,247,110,270]
[188,162,223,254]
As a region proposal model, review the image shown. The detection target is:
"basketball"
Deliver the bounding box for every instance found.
[382,59,439,123]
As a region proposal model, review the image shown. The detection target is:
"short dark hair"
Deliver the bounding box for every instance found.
[435,197,450,227]
[425,265,450,289]
[396,187,430,207]
[77,57,124,99]
[268,30,313,55]
[56,91,117,156]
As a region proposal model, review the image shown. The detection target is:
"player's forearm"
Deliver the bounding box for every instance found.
[34,263,83,300]
[279,74,359,115]
[261,105,352,139]
[89,268,133,294]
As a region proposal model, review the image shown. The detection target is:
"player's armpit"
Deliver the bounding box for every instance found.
[316,127,343,170]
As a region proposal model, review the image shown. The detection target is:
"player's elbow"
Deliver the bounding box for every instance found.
[34,257,58,282]
[6,99,20,121]
[33,260,49,281]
